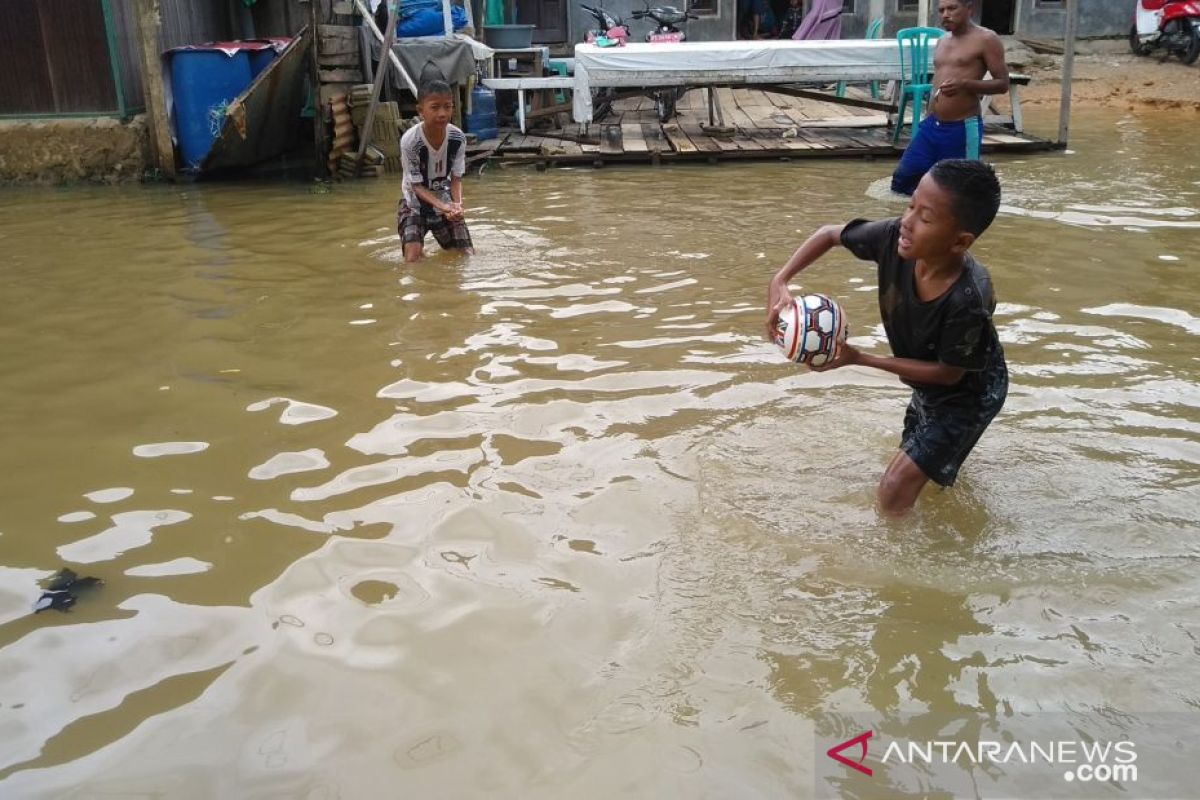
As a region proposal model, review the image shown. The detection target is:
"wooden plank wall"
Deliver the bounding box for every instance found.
[0,3,58,114]
[0,0,122,115]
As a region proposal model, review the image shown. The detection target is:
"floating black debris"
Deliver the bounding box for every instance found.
[34,590,76,613]
[34,568,103,613]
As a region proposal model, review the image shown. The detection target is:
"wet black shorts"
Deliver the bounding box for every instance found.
[397,200,473,251]
[900,365,1008,487]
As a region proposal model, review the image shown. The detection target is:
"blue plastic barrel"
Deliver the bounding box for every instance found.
[249,48,278,78]
[465,84,498,141]
[171,49,253,168]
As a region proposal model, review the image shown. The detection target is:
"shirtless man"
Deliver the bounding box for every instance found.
[890,0,1009,195]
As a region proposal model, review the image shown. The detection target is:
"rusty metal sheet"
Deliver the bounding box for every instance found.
[201,28,312,172]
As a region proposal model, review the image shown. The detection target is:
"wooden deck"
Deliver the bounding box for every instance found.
[477,87,1054,168]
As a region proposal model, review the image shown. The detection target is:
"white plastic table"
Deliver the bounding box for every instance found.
[572,39,913,124]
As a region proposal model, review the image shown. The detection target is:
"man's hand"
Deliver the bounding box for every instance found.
[809,341,860,372]
[937,78,968,97]
[441,201,465,222]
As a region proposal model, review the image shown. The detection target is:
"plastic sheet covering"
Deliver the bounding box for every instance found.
[369,34,482,89]
[572,39,912,122]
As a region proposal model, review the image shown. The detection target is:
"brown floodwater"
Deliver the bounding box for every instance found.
[1,108,1198,797]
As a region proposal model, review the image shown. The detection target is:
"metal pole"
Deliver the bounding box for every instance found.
[354,0,420,95]
[918,0,929,28]
[462,0,475,33]
[101,0,129,118]
[1057,0,1078,144]
[354,0,399,176]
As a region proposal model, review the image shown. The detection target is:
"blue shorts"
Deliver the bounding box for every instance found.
[890,114,982,196]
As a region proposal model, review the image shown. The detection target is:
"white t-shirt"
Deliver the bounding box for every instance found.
[400,123,467,208]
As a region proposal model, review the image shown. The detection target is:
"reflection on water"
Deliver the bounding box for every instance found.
[0,108,1198,797]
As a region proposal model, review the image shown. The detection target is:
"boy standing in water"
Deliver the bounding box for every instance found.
[890,0,1009,195]
[398,79,473,262]
[766,160,1008,516]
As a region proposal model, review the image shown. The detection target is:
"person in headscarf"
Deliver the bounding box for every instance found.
[792,0,843,40]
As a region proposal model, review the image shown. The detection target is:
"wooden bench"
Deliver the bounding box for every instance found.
[981,72,1030,133]
[482,76,575,133]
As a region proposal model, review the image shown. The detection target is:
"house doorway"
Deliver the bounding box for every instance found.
[515,0,569,42]
[980,0,1015,34]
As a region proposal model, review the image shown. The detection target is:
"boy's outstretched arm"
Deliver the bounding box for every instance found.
[815,343,965,386]
[765,223,845,341]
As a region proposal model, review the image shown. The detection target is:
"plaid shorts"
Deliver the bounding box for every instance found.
[396,200,473,251]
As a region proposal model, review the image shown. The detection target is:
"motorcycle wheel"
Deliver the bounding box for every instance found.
[1129,23,1150,56]
[1180,18,1200,64]
[594,89,616,122]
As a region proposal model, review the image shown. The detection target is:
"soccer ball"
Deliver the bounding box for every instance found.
[772,293,849,368]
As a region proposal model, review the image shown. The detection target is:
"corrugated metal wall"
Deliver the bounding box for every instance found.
[158,0,234,48]
[252,0,309,36]
[0,0,119,115]
[109,0,146,114]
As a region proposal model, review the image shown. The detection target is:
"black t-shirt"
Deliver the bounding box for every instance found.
[841,217,1005,405]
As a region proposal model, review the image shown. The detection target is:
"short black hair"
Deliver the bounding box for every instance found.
[929,159,1001,237]
[418,79,452,101]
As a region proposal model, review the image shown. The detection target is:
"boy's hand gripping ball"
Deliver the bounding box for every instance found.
[773,294,849,368]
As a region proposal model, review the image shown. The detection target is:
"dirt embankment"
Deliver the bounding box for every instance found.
[0,116,151,186]
[1003,39,1200,111]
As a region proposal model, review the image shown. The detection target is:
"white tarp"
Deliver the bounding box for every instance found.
[573,39,913,122]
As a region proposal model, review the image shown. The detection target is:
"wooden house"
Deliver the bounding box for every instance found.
[489,0,1123,52]
[495,0,738,48]
[0,0,317,120]
[841,0,1130,39]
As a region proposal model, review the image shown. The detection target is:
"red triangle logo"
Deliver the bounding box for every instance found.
[826,730,873,776]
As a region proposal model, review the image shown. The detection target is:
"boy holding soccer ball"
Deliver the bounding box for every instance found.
[765,159,1007,516]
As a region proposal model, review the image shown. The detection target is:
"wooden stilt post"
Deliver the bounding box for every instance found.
[134,0,175,180]
[1057,0,1078,145]
[308,0,329,178]
[354,1,399,176]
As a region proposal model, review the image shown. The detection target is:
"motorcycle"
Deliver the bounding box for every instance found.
[631,2,699,43]
[580,4,631,120]
[629,3,700,121]
[580,3,630,44]
[1130,0,1200,64]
